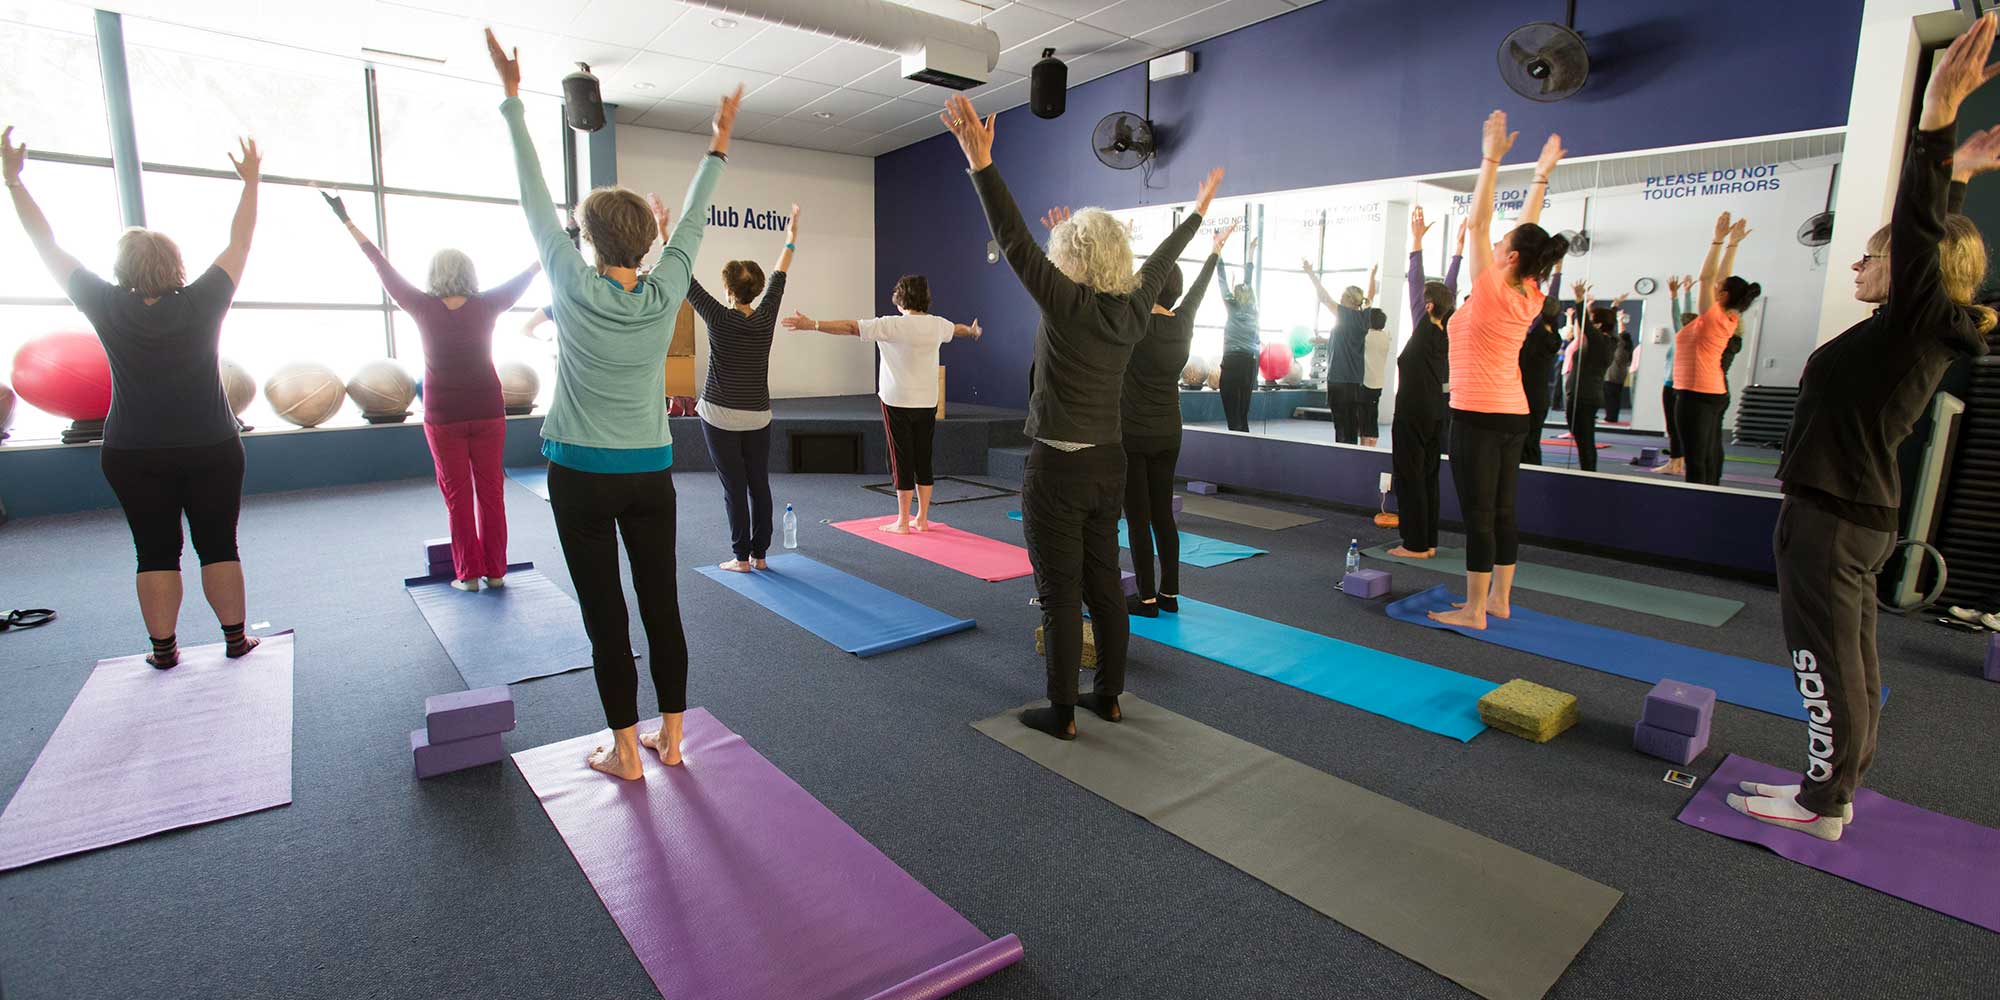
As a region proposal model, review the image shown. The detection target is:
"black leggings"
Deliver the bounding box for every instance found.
[546,461,689,730]
[1603,382,1625,423]
[1327,382,1364,444]
[700,420,773,560]
[1220,352,1256,432]
[1361,387,1383,439]
[1021,443,1128,707]
[1448,410,1527,573]
[881,403,936,490]
[1123,434,1181,598]
[100,437,245,572]
[1661,385,1684,458]
[1567,382,1602,472]
[1520,401,1550,465]
[1676,391,1730,486]
[1391,413,1442,552]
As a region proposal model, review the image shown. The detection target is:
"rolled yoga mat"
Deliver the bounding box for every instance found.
[0,632,294,871]
[505,464,551,501]
[696,553,976,656]
[1677,754,2000,933]
[514,710,1024,999]
[1386,585,1812,721]
[1364,545,1745,627]
[1130,596,1495,741]
[974,693,1620,1000]
[1005,510,1266,568]
[405,562,593,689]
[832,515,1033,582]
[1176,493,1322,530]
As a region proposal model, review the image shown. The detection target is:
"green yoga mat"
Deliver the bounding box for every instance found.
[1178,494,1322,530]
[1363,546,1744,627]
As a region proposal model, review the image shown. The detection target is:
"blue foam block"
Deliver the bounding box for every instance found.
[1641,679,1715,737]
[425,686,516,743]
[411,728,506,778]
[1342,569,1390,599]
[1633,721,1706,766]
[1187,481,1218,495]
[696,553,975,657]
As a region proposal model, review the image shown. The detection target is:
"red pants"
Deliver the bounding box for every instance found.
[425,418,509,580]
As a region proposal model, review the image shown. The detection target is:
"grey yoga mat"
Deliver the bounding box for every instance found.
[1177,493,1323,530]
[974,694,1621,1000]
[1364,545,1744,627]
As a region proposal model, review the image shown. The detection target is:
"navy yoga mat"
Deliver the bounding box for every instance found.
[405,562,594,689]
[696,554,976,656]
[1386,585,1814,720]
[1005,511,1265,567]
[506,464,550,500]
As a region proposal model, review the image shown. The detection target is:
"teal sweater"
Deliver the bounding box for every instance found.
[502,97,723,456]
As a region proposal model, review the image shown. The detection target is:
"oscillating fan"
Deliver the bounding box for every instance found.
[1093,111,1155,170]
[1798,164,1838,247]
[1499,1,1590,103]
[1560,230,1592,256]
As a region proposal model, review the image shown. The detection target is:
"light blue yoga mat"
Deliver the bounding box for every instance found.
[1005,511,1265,568]
[507,465,550,500]
[696,554,976,657]
[1386,585,1814,721]
[1364,545,1745,627]
[405,562,593,689]
[1127,597,1496,741]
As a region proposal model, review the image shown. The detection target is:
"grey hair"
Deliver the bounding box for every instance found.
[1045,207,1138,296]
[427,249,479,298]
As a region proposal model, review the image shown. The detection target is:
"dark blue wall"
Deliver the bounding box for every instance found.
[878,0,1865,408]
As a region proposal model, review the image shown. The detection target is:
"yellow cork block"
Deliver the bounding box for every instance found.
[1034,621,1098,669]
[1478,679,1579,743]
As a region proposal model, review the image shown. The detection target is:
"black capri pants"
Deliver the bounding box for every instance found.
[881,403,937,491]
[1447,409,1528,573]
[100,436,246,573]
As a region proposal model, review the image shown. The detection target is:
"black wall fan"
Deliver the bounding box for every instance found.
[1093,112,1154,170]
[1799,163,1839,248]
[1499,0,1590,103]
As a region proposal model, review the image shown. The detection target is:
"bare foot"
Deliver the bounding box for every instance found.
[1487,599,1512,620]
[1386,546,1433,559]
[878,521,912,534]
[586,743,644,780]
[718,559,753,573]
[752,558,768,570]
[1429,606,1488,630]
[639,727,683,766]
[913,518,931,533]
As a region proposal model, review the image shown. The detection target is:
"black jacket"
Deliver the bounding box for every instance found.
[1122,253,1219,438]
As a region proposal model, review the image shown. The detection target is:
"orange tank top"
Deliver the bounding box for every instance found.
[1672,303,1738,395]
[1446,267,1544,414]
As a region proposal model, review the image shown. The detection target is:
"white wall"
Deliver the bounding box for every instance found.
[616,124,877,399]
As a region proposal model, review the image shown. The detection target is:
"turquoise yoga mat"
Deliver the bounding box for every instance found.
[1364,545,1744,627]
[1127,597,1497,741]
[1005,511,1265,568]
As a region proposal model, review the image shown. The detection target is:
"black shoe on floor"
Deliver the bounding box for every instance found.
[1125,594,1160,617]
[1157,595,1180,613]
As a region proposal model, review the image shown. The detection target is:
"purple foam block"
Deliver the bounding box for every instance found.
[411,728,505,779]
[1341,568,1390,599]
[1171,495,1183,514]
[425,685,516,743]
[1640,679,1716,737]
[425,537,453,571]
[1187,481,1218,496]
[1120,571,1138,597]
[1985,634,2000,682]
[1633,721,1706,766]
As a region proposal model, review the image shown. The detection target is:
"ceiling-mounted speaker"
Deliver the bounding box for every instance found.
[564,63,606,132]
[1031,48,1066,120]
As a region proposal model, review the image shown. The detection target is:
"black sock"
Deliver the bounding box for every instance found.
[1021,704,1076,740]
[1125,593,1159,617]
[1158,594,1179,613]
[1078,691,1121,722]
[148,634,179,669]
[222,622,257,658]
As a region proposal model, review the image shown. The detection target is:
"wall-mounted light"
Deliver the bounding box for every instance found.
[812,111,835,120]
[633,82,657,91]
[711,16,738,28]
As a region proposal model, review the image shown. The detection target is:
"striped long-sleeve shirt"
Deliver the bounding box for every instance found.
[689,272,785,428]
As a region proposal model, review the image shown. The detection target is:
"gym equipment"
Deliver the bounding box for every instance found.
[1120,570,1137,597]
[1985,634,1999,682]
[1341,568,1390,599]
[1186,481,1218,495]
[1180,357,1211,388]
[1640,679,1715,737]
[424,537,453,578]
[1288,325,1313,357]
[831,516,1033,582]
[498,360,539,414]
[424,686,515,745]
[1034,620,1097,669]
[1203,368,1221,391]
[1632,720,1705,766]
[975,693,1619,1000]
[264,361,345,428]
[1478,679,1578,743]
[1258,342,1290,381]
[1128,596,1497,741]
[1364,546,1744,627]
[0,380,15,440]
[1280,360,1303,386]
[1679,755,2000,933]
[0,632,294,872]
[219,358,255,416]
[345,359,417,423]
[410,728,504,779]
[10,332,111,431]
[514,710,1024,999]
[1180,494,1321,530]
[697,554,975,656]
[404,562,593,689]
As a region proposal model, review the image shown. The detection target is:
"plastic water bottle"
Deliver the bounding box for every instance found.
[783,504,798,549]
[1345,539,1360,574]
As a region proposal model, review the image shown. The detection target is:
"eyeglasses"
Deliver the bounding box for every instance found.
[1859,253,1887,265]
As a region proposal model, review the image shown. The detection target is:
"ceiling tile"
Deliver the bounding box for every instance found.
[1135,0,1293,51]
[974,3,1067,51]
[796,125,874,153]
[848,59,929,99]
[961,68,1027,100]
[721,22,838,76]
[787,87,897,122]
[996,21,1122,75]
[566,0,690,47]
[601,50,710,101]
[546,37,640,82]
[787,41,898,87]
[968,76,1031,116]
[1064,37,1164,86]
[739,75,836,116]
[670,63,780,104]
[892,0,993,21]
[612,99,657,125]
[746,115,838,147]
[644,9,762,60]
[632,99,711,131]
[1010,0,1117,18]
[839,97,937,132]
[885,115,950,142]
[845,133,919,157]
[1079,0,1218,38]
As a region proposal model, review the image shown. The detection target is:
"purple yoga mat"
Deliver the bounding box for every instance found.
[512,710,1022,999]
[1678,754,2000,933]
[0,632,294,872]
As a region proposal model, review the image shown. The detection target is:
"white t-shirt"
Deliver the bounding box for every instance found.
[1362,328,1391,390]
[860,314,954,409]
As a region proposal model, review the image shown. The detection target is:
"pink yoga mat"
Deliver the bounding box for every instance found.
[512,710,1022,1000]
[831,515,1034,581]
[0,632,295,872]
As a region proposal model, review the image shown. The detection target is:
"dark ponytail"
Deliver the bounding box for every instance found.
[1508,223,1570,283]
[1156,264,1184,308]
[1719,275,1762,312]
[1588,306,1619,333]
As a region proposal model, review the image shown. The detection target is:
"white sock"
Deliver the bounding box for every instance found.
[483,576,506,588]
[450,579,480,592]
[1726,792,1845,841]
[1737,782,1852,820]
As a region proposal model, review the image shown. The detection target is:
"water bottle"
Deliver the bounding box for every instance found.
[1345,539,1360,574]
[783,504,798,549]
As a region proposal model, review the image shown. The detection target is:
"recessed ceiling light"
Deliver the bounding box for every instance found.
[711,17,738,28]
[633,82,657,91]
[812,111,834,120]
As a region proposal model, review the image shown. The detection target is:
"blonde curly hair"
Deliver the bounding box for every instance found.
[1867,217,1998,334]
[1045,207,1137,296]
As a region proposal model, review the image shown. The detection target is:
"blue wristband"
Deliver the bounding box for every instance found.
[785,243,795,250]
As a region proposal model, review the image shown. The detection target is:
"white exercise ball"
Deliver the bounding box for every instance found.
[219,358,255,416]
[265,362,345,428]
[498,360,540,408]
[1204,367,1221,391]
[345,359,417,416]
[1281,360,1303,386]
[1181,357,1211,389]
[0,380,15,438]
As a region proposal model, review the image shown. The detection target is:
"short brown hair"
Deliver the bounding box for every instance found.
[113,229,186,297]
[575,187,654,269]
[891,274,930,313]
[722,260,765,305]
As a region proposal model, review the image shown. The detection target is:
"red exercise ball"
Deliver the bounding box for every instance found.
[1258,341,1291,381]
[11,332,111,421]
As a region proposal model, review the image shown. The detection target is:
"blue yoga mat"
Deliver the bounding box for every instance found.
[1127,597,1496,741]
[1005,511,1265,568]
[507,465,550,500]
[404,561,593,689]
[696,554,976,657]
[1385,585,1813,721]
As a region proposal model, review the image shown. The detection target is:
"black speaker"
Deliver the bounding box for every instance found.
[563,63,606,132]
[1031,48,1066,120]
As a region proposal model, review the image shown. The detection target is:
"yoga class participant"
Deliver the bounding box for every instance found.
[940,91,1218,740]
[1215,237,1260,432]
[1564,283,1614,473]
[1674,212,1758,486]
[1360,300,1389,445]
[1122,218,1231,616]
[1517,267,1563,466]
[488,28,734,780]
[4,127,262,667]
[689,205,797,571]
[322,191,539,591]
[1655,274,1697,476]
[1732,12,1999,841]
[1388,207,1459,559]
[1604,324,1634,424]
[1429,110,1567,631]
[784,275,981,533]
[1305,258,1377,444]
